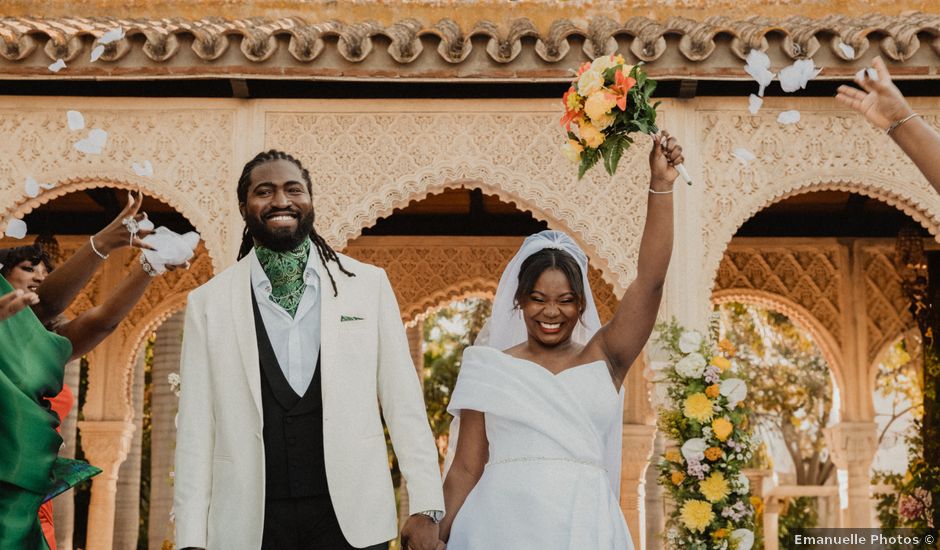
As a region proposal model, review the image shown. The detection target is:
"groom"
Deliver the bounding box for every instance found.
[174,150,444,550]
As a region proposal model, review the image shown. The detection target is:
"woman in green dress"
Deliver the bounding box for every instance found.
[0,192,174,550]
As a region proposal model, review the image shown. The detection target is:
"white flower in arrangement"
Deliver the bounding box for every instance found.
[681,438,707,462]
[577,68,605,97]
[730,528,755,550]
[735,473,750,495]
[720,378,747,408]
[702,426,713,438]
[675,352,707,378]
[590,54,620,74]
[678,330,703,354]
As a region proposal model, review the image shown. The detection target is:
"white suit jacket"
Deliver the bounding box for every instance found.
[174,250,444,549]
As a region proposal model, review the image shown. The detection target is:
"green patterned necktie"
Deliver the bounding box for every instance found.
[255,239,312,317]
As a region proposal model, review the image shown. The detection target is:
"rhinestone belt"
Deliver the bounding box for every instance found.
[488,456,607,472]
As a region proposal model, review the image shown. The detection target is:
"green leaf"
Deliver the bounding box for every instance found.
[577,148,600,179]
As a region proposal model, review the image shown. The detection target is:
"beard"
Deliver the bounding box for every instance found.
[245,208,315,252]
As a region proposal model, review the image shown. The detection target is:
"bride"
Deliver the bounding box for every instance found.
[438,132,683,550]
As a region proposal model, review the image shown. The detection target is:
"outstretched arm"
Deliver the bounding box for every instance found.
[439,410,488,543]
[33,192,153,324]
[836,56,940,194]
[57,262,169,361]
[592,132,682,383]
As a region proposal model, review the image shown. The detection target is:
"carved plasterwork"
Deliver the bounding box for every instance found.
[0,102,238,270]
[1,13,939,80]
[700,103,940,303]
[343,236,618,325]
[861,243,915,365]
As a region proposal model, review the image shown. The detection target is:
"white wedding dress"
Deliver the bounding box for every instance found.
[446,346,634,550]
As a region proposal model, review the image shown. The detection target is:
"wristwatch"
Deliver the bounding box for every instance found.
[418,510,444,523]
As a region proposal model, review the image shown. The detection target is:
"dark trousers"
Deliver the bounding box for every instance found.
[261,495,389,550]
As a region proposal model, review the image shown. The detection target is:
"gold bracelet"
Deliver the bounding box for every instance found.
[886,113,919,135]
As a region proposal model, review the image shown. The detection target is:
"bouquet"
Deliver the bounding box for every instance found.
[653,320,757,550]
[560,55,691,183]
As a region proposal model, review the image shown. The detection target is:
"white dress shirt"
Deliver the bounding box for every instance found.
[249,248,321,396]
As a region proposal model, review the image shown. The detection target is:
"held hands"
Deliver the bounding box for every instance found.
[91,190,156,257]
[648,130,685,191]
[400,514,444,550]
[0,289,39,321]
[836,56,914,131]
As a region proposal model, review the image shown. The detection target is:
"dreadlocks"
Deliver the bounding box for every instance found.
[236,149,355,296]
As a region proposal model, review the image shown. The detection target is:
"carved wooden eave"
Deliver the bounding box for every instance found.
[0,12,938,81]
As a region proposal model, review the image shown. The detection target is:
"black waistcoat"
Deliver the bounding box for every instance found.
[252,294,329,500]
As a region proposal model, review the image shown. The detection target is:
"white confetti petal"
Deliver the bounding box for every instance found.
[99,27,125,45]
[74,128,108,155]
[90,44,105,63]
[777,110,801,125]
[744,49,775,97]
[132,160,154,177]
[24,176,40,198]
[4,219,27,239]
[748,94,763,115]
[138,218,155,231]
[67,110,85,131]
[867,67,879,81]
[855,68,866,81]
[39,183,56,190]
[48,59,66,73]
[733,148,757,165]
[778,59,822,93]
[837,42,855,59]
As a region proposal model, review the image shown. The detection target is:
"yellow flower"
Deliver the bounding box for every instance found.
[705,384,720,399]
[680,500,715,533]
[671,470,686,485]
[750,495,764,516]
[704,446,724,461]
[711,356,731,372]
[712,417,734,441]
[718,339,736,356]
[665,450,683,463]
[561,139,584,163]
[699,471,731,503]
[565,90,583,112]
[579,121,605,148]
[583,90,618,122]
[683,393,715,423]
[614,54,626,66]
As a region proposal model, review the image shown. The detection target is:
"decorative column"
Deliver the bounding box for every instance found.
[762,497,781,550]
[621,356,656,550]
[149,311,185,550]
[823,422,878,528]
[644,432,667,550]
[77,248,137,550]
[53,359,81,550]
[113,349,145,549]
[398,320,425,527]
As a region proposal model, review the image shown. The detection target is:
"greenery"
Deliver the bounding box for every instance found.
[778,497,820,549]
[717,303,835,486]
[872,419,937,532]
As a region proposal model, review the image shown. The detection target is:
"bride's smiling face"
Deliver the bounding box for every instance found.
[520,268,582,347]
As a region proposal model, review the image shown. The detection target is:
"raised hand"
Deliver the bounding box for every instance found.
[836,56,914,131]
[0,288,39,321]
[91,190,156,256]
[648,130,684,190]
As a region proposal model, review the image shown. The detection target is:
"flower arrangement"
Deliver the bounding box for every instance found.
[560,55,664,179]
[654,320,757,550]
[873,419,937,532]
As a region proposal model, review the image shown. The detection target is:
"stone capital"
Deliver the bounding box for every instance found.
[823,421,878,470]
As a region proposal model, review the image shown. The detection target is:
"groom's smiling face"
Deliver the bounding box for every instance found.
[521,268,582,347]
[240,159,315,251]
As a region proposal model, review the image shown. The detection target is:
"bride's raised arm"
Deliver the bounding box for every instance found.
[591,131,682,383]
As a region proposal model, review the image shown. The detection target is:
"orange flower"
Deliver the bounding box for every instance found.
[718,339,736,356]
[704,446,724,461]
[576,61,592,76]
[750,495,764,516]
[671,470,686,485]
[560,87,584,130]
[607,68,637,111]
[665,450,683,463]
[705,384,720,399]
[713,528,729,539]
[712,417,734,441]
